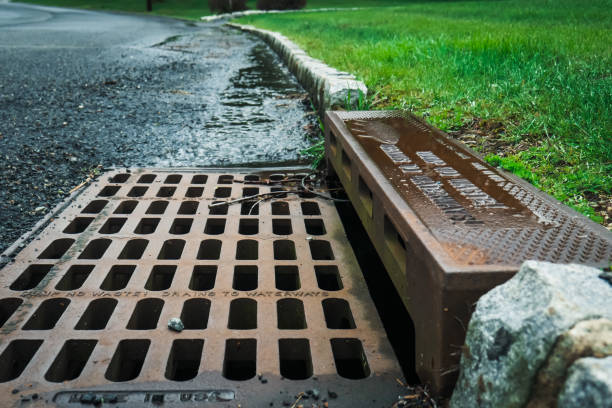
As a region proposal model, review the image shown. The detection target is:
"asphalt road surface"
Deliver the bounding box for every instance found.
[0,2,317,253]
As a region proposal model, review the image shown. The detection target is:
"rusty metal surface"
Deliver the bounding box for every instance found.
[325,110,612,396]
[0,168,403,407]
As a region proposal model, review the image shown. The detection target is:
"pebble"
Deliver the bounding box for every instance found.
[167,317,184,332]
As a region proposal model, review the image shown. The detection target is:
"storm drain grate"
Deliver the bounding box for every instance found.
[0,169,402,407]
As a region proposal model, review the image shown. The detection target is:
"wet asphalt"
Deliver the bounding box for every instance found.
[0,3,318,253]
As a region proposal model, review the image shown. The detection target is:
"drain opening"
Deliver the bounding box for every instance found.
[269,174,284,182]
[238,219,258,235]
[277,299,306,329]
[314,266,343,291]
[240,201,259,215]
[305,219,326,235]
[100,265,135,290]
[81,200,108,214]
[63,217,94,234]
[204,218,226,235]
[178,201,198,215]
[274,240,296,260]
[134,218,160,234]
[228,298,257,330]
[146,201,168,215]
[165,339,204,381]
[137,174,156,183]
[243,187,259,197]
[0,339,43,383]
[191,174,208,184]
[127,186,148,197]
[197,240,222,260]
[301,202,320,216]
[0,298,23,328]
[322,299,356,329]
[127,298,163,330]
[79,238,111,260]
[186,187,204,198]
[270,187,288,198]
[271,202,290,215]
[157,239,185,260]
[114,200,138,214]
[165,174,182,184]
[75,298,117,330]
[105,339,150,382]
[98,186,120,197]
[214,187,231,198]
[157,186,176,198]
[279,339,313,380]
[181,299,210,329]
[189,266,217,291]
[309,240,335,260]
[111,173,130,183]
[209,201,228,215]
[233,266,258,291]
[223,339,256,381]
[236,240,258,260]
[119,239,148,260]
[218,175,234,184]
[23,298,70,330]
[244,175,259,182]
[145,265,177,290]
[99,217,127,234]
[169,218,193,235]
[275,266,300,291]
[330,339,370,379]
[273,219,292,235]
[55,265,94,290]
[45,340,97,383]
[39,238,74,259]
[10,264,53,290]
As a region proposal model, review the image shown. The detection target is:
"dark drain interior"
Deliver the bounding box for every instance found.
[105,339,150,382]
[223,339,256,381]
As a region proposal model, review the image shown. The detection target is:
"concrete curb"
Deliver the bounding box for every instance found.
[201,7,361,22]
[226,22,367,112]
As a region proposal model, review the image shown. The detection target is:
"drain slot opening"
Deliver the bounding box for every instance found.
[273,219,292,235]
[0,339,43,382]
[79,239,111,260]
[279,339,312,380]
[236,240,258,260]
[134,218,160,234]
[127,298,163,330]
[105,339,150,382]
[100,265,135,290]
[309,240,334,260]
[197,240,222,260]
[314,265,343,291]
[146,201,168,215]
[10,264,53,290]
[204,218,226,235]
[228,298,257,330]
[157,240,184,260]
[330,338,370,379]
[40,239,74,259]
[322,298,356,329]
[165,339,204,381]
[277,299,306,329]
[305,219,326,235]
[114,201,138,214]
[233,266,258,291]
[181,299,210,329]
[238,219,258,235]
[275,266,300,291]
[223,339,256,381]
[145,265,176,291]
[0,298,23,328]
[119,239,148,260]
[56,265,94,290]
[271,202,290,215]
[23,298,70,330]
[75,298,117,330]
[240,201,259,215]
[273,240,296,260]
[45,340,97,382]
[99,218,127,234]
[178,201,199,215]
[81,200,107,213]
[301,202,320,215]
[63,217,94,234]
[189,266,217,290]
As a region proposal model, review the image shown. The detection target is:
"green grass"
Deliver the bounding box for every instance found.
[238,0,612,223]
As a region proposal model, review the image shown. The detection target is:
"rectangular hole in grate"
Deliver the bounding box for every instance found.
[55,265,94,290]
[271,201,290,215]
[22,298,70,330]
[10,264,53,290]
[118,239,148,260]
[305,219,326,235]
[240,201,259,215]
[82,200,108,214]
[236,240,258,260]
[39,238,74,259]
[137,174,156,183]
[181,299,210,329]
[186,187,204,198]
[0,340,43,383]
[127,186,148,197]
[99,217,127,234]
[243,187,259,197]
[158,240,185,260]
[270,187,287,198]
[165,174,182,184]
[218,175,234,184]
[214,187,231,198]
[114,200,138,214]
[178,201,198,215]
[384,216,407,272]
[322,298,356,329]
[341,150,352,180]
[228,299,257,330]
[0,298,23,328]
[274,240,296,260]
[145,265,176,290]
[275,266,300,291]
[45,340,97,383]
[301,201,320,216]
[169,218,193,235]
[75,298,117,330]
[330,338,370,379]
[197,240,222,260]
[277,299,306,329]
[279,339,313,380]
[272,219,292,235]
[329,131,337,152]
[100,265,135,290]
[309,240,334,260]
[238,219,258,235]
[127,298,163,330]
[105,339,150,382]
[63,217,94,234]
[269,174,285,182]
[134,218,160,234]
[204,218,226,235]
[146,201,168,215]
[78,239,111,260]
[244,174,259,182]
[157,186,176,198]
[223,339,256,381]
[209,201,228,215]
[165,339,204,381]
[191,174,208,184]
[358,176,373,218]
[111,173,130,183]
[189,266,217,290]
[233,266,258,291]
[315,265,343,291]
[98,186,120,197]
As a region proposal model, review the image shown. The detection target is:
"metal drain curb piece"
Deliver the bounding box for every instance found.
[0,168,403,407]
[324,110,612,396]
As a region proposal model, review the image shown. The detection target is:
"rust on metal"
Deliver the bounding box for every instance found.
[0,168,403,407]
[325,110,612,396]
